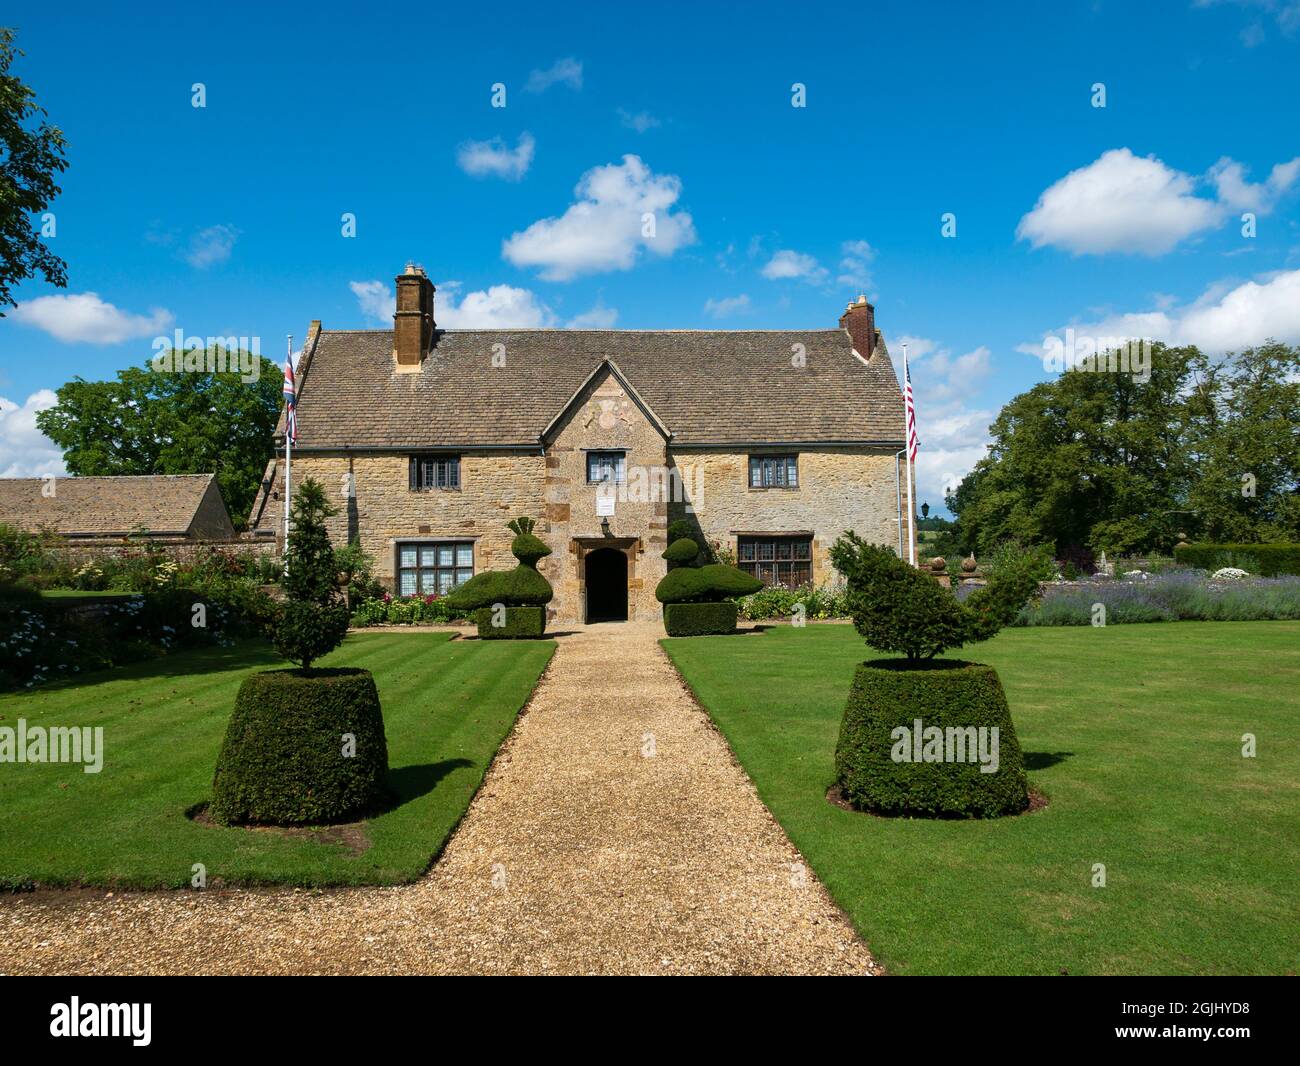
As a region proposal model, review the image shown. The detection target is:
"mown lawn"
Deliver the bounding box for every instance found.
[663,621,1300,975]
[38,589,138,599]
[0,632,553,888]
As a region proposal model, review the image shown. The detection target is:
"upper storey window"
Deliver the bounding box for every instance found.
[748,454,798,489]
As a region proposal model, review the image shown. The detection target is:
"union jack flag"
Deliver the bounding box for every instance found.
[283,357,298,443]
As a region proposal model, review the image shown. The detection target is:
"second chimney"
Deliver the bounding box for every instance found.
[839,294,876,358]
[393,263,435,371]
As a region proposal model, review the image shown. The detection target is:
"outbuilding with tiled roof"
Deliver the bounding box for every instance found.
[0,474,237,541]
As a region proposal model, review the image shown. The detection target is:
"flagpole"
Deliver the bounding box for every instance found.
[283,335,293,572]
[903,343,917,567]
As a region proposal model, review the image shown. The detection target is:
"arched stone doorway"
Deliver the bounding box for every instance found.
[585,547,628,622]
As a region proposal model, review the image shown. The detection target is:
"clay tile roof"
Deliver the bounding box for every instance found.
[282,328,906,449]
[0,474,220,536]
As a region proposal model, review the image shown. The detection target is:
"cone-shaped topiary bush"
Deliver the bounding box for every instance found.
[210,668,389,825]
[828,532,1041,817]
[835,659,1028,817]
[446,516,553,637]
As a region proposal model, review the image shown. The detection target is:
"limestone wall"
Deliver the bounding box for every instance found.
[667,447,904,585]
[543,368,670,622]
[251,436,904,621]
[254,451,547,593]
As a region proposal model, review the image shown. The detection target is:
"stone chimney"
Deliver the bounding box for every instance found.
[393,263,435,372]
[839,294,876,358]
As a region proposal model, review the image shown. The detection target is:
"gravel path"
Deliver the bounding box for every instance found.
[1,622,876,975]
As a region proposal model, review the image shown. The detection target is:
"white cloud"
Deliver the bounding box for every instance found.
[565,303,619,329]
[1017,149,1221,255]
[617,108,661,133]
[10,292,173,344]
[760,249,827,283]
[456,132,535,182]
[439,284,555,328]
[894,334,938,360]
[1018,149,1300,256]
[0,390,65,478]
[1240,20,1267,45]
[185,224,239,268]
[349,278,596,329]
[703,294,751,318]
[913,406,997,512]
[349,280,395,323]
[1195,0,1300,39]
[1173,270,1300,349]
[1209,156,1300,211]
[897,337,996,506]
[1019,269,1300,358]
[837,239,875,290]
[909,341,993,404]
[525,57,583,93]
[502,155,696,281]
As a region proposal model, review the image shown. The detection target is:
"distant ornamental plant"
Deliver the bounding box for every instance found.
[1013,570,1300,626]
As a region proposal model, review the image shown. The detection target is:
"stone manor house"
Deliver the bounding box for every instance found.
[247,264,910,623]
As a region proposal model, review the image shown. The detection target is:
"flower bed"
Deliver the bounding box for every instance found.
[1014,570,1300,625]
[737,582,848,621]
[0,526,285,594]
[0,581,275,691]
[351,593,470,626]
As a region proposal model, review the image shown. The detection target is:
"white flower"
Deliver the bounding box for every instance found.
[1211,567,1250,581]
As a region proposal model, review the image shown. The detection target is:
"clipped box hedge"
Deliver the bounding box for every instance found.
[663,601,738,636]
[1174,542,1300,576]
[835,659,1029,818]
[210,668,389,825]
[473,605,547,639]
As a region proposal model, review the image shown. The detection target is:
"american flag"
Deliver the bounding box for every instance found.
[904,350,919,461]
[282,356,298,443]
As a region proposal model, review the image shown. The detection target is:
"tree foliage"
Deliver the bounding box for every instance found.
[0,28,68,311]
[273,477,349,670]
[948,342,1300,556]
[1184,342,1300,542]
[35,351,283,525]
[831,532,1041,659]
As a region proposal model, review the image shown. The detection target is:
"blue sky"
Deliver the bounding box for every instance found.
[2,0,1298,510]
